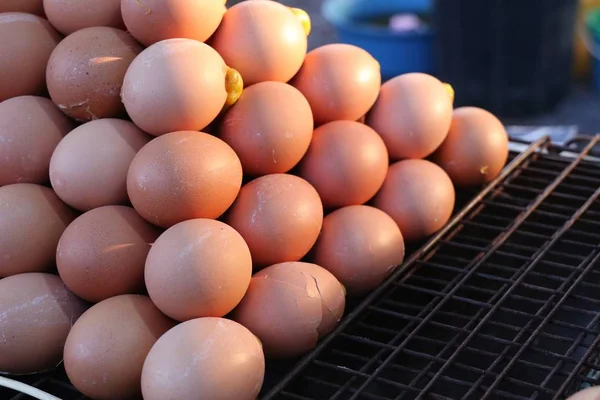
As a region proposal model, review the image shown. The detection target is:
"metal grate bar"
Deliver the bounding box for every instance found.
[347,137,600,400]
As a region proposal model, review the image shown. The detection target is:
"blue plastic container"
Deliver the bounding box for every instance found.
[588,8,600,93]
[321,0,435,80]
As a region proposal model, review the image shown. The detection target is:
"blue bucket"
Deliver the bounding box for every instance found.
[321,0,435,80]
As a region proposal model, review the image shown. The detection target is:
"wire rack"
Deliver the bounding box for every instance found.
[261,135,600,400]
[3,135,600,400]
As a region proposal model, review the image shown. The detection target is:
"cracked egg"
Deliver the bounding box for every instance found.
[232,261,346,358]
[46,26,142,122]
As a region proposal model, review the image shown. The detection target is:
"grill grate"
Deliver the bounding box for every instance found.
[262,135,600,400]
[3,136,600,400]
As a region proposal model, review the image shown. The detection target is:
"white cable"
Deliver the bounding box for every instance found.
[0,375,62,400]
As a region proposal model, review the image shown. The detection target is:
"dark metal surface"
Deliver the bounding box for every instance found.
[3,136,600,400]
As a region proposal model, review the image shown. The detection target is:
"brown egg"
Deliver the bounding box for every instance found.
[121,0,225,47]
[121,38,238,137]
[0,273,88,374]
[145,219,252,322]
[43,0,124,35]
[57,206,161,303]
[299,120,388,209]
[0,184,77,278]
[432,107,509,187]
[0,0,44,16]
[224,174,324,268]
[210,0,307,86]
[220,81,314,176]
[46,26,142,122]
[64,295,175,400]
[374,159,455,242]
[367,72,453,160]
[0,96,73,186]
[142,317,265,400]
[127,131,243,228]
[49,119,151,212]
[292,43,381,125]
[0,13,61,102]
[232,261,346,358]
[312,205,405,295]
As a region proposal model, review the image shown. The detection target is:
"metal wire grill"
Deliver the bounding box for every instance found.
[261,135,600,400]
[3,136,600,400]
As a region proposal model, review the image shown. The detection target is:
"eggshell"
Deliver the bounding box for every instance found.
[0,96,73,186]
[46,26,142,122]
[0,184,77,278]
[142,317,265,400]
[43,0,124,35]
[220,81,314,176]
[312,205,405,295]
[232,261,346,358]
[432,106,509,187]
[0,0,44,16]
[121,38,230,136]
[0,273,88,374]
[224,174,324,268]
[366,72,453,160]
[56,206,161,303]
[0,13,61,102]
[49,119,151,211]
[374,159,455,242]
[121,0,225,47]
[145,219,252,322]
[565,386,600,400]
[292,43,381,125]
[210,0,307,86]
[298,120,388,209]
[63,295,175,400]
[127,131,242,228]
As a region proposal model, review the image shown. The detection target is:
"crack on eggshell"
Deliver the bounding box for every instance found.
[135,0,152,15]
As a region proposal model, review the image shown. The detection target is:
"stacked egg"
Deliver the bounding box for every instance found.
[0,0,510,399]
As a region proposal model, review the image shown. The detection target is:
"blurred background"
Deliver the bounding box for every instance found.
[233,0,600,134]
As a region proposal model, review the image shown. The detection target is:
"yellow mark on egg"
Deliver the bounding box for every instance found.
[135,0,152,15]
[480,165,489,174]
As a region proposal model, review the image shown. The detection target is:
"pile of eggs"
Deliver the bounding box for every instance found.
[0,0,510,399]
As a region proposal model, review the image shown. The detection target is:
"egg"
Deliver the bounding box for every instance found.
[374,159,455,242]
[122,39,243,137]
[298,120,388,209]
[210,0,308,86]
[225,174,324,268]
[312,205,405,295]
[232,261,346,358]
[63,295,175,400]
[366,73,453,160]
[219,81,314,176]
[121,0,226,47]
[0,184,77,278]
[0,0,45,16]
[145,219,251,322]
[141,317,265,400]
[46,26,142,122]
[565,386,600,400]
[56,205,161,303]
[432,106,509,187]
[0,273,88,374]
[0,96,73,186]
[43,0,124,36]
[0,13,61,102]
[49,119,151,212]
[127,131,243,228]
[292,43,381,125]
